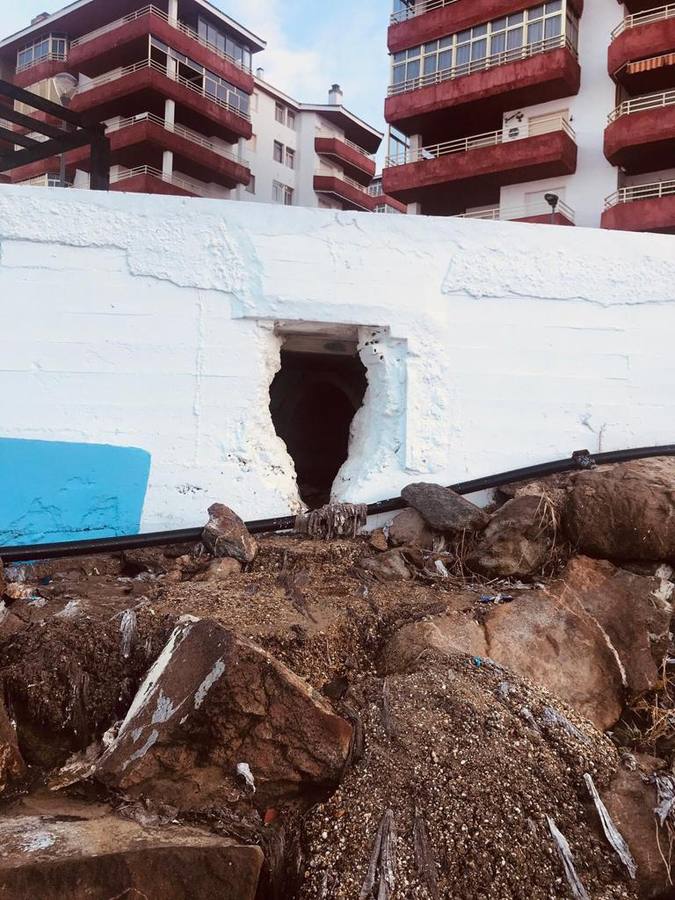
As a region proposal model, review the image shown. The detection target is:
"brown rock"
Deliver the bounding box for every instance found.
[0,559,4,597]
[97,618,353,808]
[484,592,624,730]
[0,814,262,900]
[202,504,258,564]
[195,557,242,582]
[400,483,488,534]
[0,606,26,643]
[369,529,389,552]
[379,612,487,675]
[560,556,672,695]
[359,550,411,582]
[565,458,675,561]
[603,756,670,898]
[388,509,434,549]
[0,696,25,794]
[467,494,554,578]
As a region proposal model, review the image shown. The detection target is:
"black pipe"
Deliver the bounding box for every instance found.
[1,444,673,563]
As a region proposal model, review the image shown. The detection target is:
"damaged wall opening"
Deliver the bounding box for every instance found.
[270,329,367,509]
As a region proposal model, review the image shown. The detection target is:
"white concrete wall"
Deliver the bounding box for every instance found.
[499,0,621,227]
[1,185,674,539]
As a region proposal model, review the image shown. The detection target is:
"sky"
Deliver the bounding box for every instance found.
[0,0,393,134]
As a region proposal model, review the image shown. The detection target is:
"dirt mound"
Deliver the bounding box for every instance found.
[297,653,635,900]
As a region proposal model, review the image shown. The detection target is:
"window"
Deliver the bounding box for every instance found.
[197,18,252,70]
[273,140,284,163]
[17,34,68,72]
[275,102,286,124]
[273,181,294,205]
[246,175,256,194]
[287,110,296,130]
[285,147,295,170]
[390,1,570,89]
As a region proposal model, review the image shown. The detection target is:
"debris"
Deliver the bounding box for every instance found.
[478,593,513,605]
[546,816,590,900]
[359,550,411,583]
[119,608,137,659]
[412,808,439,900]
[369,529,388,552]
[434,559,449,578]
[358,809,397,900]
[584,772,637,879]
[296,503,368,540]
[651,772,675,826]
[237,762,256,794]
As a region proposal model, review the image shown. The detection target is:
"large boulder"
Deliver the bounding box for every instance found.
[400,483,488,534]
[97,618,353,808]
[564,458,675,562]
[467,494,555,577]
[0,814,262,900]
[0,696,25,794]
[202,504,258,564]
[560,556,672,696]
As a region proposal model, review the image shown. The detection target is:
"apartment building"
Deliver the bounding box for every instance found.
[0,0,403,214]
[381,0,675,233]
[240,77,405,213]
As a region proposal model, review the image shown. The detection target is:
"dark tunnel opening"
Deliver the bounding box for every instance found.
[269,343,367,509]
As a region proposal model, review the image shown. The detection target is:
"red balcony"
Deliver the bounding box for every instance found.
[313,174,377,211]
[9,113,250,187]
[388,0,584,54]
[382,114,577,208]
[314,136,376,186]
[67,6,254,94]
[69,59,252,143]
[385,37,580,137]
[601,180,675,233]
[604,91,675,172]
[109,165,200,197]
[609,6,675,91]
[13,57,68,89]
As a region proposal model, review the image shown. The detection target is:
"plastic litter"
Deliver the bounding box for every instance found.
[584,773,637,879]
[547,816,590,900]
[479,593,514,605]
[434,559,449,578]
[651,772,675,826]
[119,609,137,659]
[472,657,483,668]
[236,761,256,794]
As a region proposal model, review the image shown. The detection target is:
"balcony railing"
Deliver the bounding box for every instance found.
[105,112,241,162]
[384,113,575,166]
[608,88,675,122]
[611,3,675,39]
[70,5,252,73]
[18,173,73,187]
[605,179,675,208]
[387,34,576,97]
[390,0,459,25]
[459,199,576,222]
[16,49,68,75]
[316,131,374,159]
[77,58,251,122]
[110,164,209,195]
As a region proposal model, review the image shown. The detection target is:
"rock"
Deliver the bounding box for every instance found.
[0,559,4,597]
[388,508,434,549]
[202,504,258,564]
[603,756,670,897]
[4,583,35,602]
[400,483,488,534]
[484,591,624,731]
[0,604,25,643]
[0,696,25,794]
[564,458,675,562]
[359,550,411,582]
[560,556,672,695]
[369,529,389,552]
[466,494,555,578]
[195,557,242,582]
[379,610,486,675]
[96,618,353,808]
[0,814,262,900]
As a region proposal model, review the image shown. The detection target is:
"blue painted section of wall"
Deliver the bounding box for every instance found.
[0,438,151,546]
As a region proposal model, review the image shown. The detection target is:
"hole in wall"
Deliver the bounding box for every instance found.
[269,331,367,509]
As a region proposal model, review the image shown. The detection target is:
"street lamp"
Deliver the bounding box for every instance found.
[544,192,559,225]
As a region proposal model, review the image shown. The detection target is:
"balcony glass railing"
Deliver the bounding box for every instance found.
[390,0,459,25]
[459,199,576,222]
[69,5,252,73]
[608,88,675,122]
[77,58,251,122]
[611,3,675,39]
[387,34,575,97]
[605,179,675,208]
[384,113,575,166]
